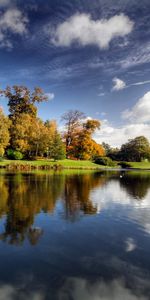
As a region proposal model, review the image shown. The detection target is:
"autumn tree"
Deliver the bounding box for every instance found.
[74,119,104,160]
[0,108,11,157]
[0,86,47,120]
[61,110,85,157]
[0,85,47,153]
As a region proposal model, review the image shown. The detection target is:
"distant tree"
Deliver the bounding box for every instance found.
[0,108,11,157]
[102,142,112,156]
[120,136,150,162]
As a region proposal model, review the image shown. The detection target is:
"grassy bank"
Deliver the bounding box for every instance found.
[0,159,150,171]
[129,161,150,170]
[0,159,107,170]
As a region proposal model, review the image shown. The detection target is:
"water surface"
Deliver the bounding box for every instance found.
[0,170,150,300]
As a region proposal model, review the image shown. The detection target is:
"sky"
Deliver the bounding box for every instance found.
[0,0,150,147]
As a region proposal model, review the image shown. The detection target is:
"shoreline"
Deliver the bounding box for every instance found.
[0,162,150,172]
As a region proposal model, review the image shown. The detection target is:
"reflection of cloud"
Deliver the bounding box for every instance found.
[59,278,148,300]
[90,180,150,235]
[125,238,136,252]
[0,284,44,300]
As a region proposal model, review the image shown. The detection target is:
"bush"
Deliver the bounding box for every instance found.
[7,149,23,160]
[118,161,132,168]
[94,156,116,167]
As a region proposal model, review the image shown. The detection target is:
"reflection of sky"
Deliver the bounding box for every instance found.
[0,173,150,299]
[90,179,150,235]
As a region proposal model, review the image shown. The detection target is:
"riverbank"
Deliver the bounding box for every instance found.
[0,159,150,171]
[0,159,107,170]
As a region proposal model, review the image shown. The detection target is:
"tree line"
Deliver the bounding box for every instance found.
[0,85,150,162]
[0,85,104,160]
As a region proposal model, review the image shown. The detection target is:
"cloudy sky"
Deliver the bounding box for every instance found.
[0,0,150,146]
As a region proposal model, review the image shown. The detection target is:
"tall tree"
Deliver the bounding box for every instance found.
[0,86,48,120]
[61,110,85,157]
[0,108,11,157]
[49,130,66,160]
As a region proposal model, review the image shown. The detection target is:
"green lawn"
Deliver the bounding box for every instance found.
[130,161,150,169]
[1,159,150,170]
[0,159,108,169]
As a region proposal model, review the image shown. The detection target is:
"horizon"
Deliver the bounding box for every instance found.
[0,0,150,147]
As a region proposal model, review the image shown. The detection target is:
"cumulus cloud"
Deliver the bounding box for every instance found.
[46,92,55,101]
[122,91,150,123]
[94,119,150,147]
[112,77,126,91]
[0,8,28,48]
[51,13,134,49]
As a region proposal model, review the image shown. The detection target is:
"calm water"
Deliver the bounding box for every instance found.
[0,170,150,300]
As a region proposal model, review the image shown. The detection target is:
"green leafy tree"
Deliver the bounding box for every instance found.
[120,136,150,162]
[50,130,66,160]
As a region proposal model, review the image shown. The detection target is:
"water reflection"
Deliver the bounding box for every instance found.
[0,173,64,245]
[0,171,150,245]
[0,171,150,299]
[62,173,108,220]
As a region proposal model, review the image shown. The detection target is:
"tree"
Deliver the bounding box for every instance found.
[0,86,48,119]
[61,110,85,156]
[49,130,66,160]
[64,118,104,160]
[0,108,11,157]
[120,136,150,162]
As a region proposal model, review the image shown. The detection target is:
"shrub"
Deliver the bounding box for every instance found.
[118,161,132,168]
[7,149,23,160]
[94,156,116,167]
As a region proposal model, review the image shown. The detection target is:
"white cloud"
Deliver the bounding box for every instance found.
[46,92,55,101]
[0,8,28,48]
[51,13,134,49]
[131,80,150,86]
[120,42,150,69]
[94,119,150,147]
[122,91,150,123]
[112,77,126,91]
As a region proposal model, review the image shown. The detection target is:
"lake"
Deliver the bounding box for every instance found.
[0,170,150,300]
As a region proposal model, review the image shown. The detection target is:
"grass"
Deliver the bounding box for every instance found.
[1,158,150,171]
[0,159,108,170]
[129,161,150,170]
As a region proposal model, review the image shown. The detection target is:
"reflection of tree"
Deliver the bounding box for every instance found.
[0,173,64,246]
[119,173,150,200]
[63,173,108,220]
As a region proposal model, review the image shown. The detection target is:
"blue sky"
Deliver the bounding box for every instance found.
[0,0,150,146]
